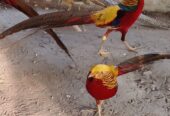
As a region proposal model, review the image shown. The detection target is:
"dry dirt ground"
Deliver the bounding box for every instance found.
[0,8,170,116]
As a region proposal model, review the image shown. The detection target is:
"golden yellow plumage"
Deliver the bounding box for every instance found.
[90,64,118,89]
[91,6,120,26]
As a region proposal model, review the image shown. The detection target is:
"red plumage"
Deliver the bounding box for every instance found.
[117,0,144,40]
[86,79,118,100]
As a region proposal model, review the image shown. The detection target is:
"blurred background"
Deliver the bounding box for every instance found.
[23,0,170,12]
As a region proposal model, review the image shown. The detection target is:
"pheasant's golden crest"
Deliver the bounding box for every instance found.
[90,64,118,89]
[91,6,120,26]
[120,0,139,6]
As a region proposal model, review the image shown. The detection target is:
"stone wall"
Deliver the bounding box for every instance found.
[25,0,170,12]
[144,0,170,12]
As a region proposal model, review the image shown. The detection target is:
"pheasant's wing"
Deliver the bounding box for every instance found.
[0,5,124,38]
[117,53,170,76]
[92,0,170,29]
[91,5,121,26]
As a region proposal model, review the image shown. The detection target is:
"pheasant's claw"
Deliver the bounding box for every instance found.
[81,108,96,112]
[123,41,138,53]
[93,111,99,116]
[73,25,83,32]
[80,107,97,115]
[128,46,137,52]
[80,108,101,116]
[98,49,110,57]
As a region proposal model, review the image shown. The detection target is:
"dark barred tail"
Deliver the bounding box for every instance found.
[117,53,170,76]
[0,11,93,39]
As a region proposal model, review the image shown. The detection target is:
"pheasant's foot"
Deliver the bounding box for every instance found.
[98,48,110,57]
[73,25,83,32]
[123,41,137,52]
[80,106,97,114]
[81,108,96,112]
[67,5,72,11]
[94,110,102,116]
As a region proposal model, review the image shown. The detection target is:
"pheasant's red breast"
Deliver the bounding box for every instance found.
[86,79,118,100]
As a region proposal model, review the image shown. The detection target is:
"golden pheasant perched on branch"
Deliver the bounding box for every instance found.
[0,0,144,56]
[0,0,73,60]
[86,52,170,116]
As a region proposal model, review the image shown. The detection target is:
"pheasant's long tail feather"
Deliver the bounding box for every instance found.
[1,0,75,60]
[117,53,170,76]
[0,11,93,39]
[6,0,39,16]
[44,29,73,60]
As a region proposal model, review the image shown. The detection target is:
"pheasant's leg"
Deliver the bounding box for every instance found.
[80,100,103,116]
[123,41,137,52]
[95,100,103,116]
[121,31,137,52]
[98,28,114,57]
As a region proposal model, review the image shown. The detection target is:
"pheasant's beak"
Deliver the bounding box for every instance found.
[87,72,95,81]
[88,73,94,78]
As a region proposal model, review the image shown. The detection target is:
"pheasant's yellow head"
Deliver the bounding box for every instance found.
[88,64,118,89]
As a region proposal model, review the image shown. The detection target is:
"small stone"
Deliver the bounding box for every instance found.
[145,88,151,94]
[68,64,76,69]
[47,108,51,111]
[139,85,143,88]
[167,106,170,111]
[35,53,38,57]
[154,95,164,99]
[45,7,49,10]
[151,85,157,91]
[34,4,38,7]
[66,95,71,98]
[140,80,146,84]
[143,71,152,77]
[50,96,54,99]
[33,60,37,64]
[127,99,134,104]
[35,101,38,105]
[165,98,168,103]
[134,78,141,83]
[123,53,127,56]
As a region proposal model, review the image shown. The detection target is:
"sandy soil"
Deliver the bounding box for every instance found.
[0,9,170,116]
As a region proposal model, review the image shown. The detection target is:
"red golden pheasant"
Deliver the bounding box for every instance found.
[0,0,144,55]
[0,0,73,59]
[86,52,170,116]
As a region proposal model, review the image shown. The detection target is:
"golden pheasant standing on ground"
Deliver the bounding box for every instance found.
[0,0,73,59]
[86,53,170,116]
[0,0,144,56]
